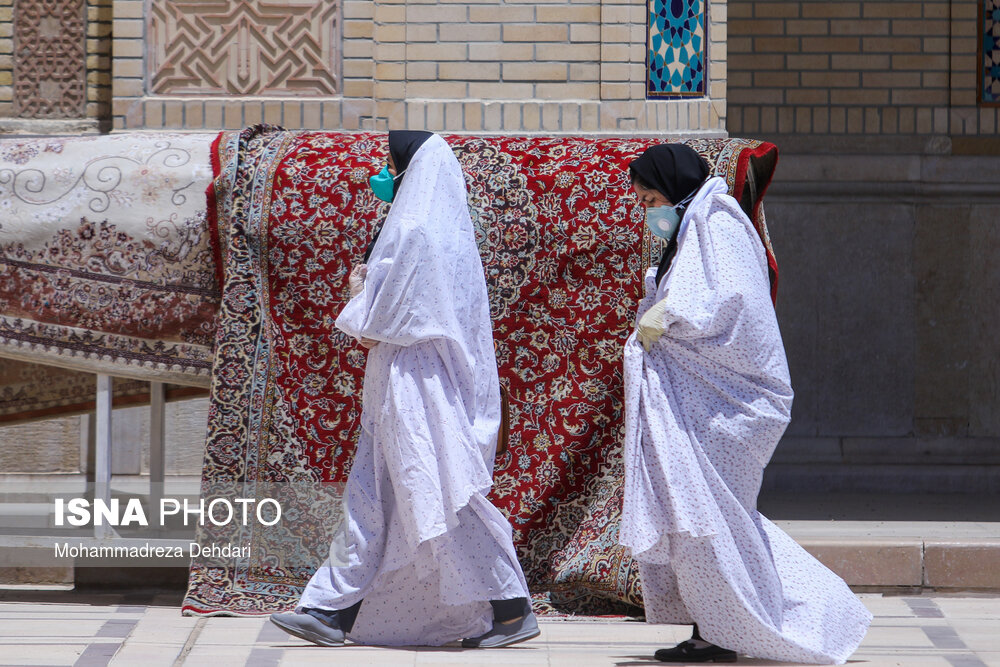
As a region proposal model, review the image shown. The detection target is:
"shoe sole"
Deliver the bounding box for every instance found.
[655,654,737,663]
[270,615,344,647]
[464,625,541,649]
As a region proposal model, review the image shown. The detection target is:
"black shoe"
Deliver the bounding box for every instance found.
[654,640,737,663]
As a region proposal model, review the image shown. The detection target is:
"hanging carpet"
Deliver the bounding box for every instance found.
[183,128,778,616]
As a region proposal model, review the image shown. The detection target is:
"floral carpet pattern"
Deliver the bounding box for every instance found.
[178,129,779,617]
[0,133,220,388]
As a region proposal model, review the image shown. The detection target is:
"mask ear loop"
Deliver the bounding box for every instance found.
[677,177,707,207]
[390,168,406,199]
[673,175,709,217]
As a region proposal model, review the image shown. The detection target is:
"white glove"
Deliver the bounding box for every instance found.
[637,298,670,352]
[348,264,367,298]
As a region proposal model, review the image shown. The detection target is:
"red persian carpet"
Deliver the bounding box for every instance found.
[182,128,778,616]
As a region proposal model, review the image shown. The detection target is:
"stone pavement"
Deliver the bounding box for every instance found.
[0,588,998,667]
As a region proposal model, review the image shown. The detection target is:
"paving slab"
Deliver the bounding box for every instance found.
[0,590,998,666]
[107,642,184,666]
[0,644,85,666]
[173,646,256,667]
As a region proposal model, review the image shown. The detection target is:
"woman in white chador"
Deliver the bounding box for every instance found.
[271,131,538,649]
[621,144,871,664]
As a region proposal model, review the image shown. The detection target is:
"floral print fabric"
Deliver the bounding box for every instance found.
[621,179,871,662]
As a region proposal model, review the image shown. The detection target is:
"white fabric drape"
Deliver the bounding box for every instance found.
[621,177,871,664]
[299,134,528,646]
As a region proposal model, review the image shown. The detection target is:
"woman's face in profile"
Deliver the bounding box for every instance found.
[632,181,671,209]
[387,152,397,177]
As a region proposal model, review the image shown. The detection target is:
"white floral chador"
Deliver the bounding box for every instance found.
[298,134,529,646]
[621,177,872,664]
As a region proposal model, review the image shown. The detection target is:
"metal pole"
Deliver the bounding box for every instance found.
[149,381,166,528]
[94,374,114,539]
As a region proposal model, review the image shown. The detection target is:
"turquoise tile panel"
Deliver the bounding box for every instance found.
[647,0,706,99]
[982,0,1000,105]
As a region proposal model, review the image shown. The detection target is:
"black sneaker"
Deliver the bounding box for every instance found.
[654,639,737,663]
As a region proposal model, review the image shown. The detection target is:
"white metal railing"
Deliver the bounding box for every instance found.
[0,375,194,556]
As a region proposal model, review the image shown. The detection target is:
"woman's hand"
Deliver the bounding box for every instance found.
[348,264,367,298]
[637,298,670,351]
[360,338,377,349]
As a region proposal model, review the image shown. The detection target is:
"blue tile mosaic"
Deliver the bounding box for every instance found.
[981,0,1000,105]
[646,0,706,99]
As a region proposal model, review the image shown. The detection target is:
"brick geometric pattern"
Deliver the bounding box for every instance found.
[982,0,1000,105]
[147,0,339,95]
[112,0,729,132]
[12,0,86,117]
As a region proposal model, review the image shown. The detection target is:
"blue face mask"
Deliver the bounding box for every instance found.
[644,190,697,239]
[645,205,683,239]
[369,166,402,203]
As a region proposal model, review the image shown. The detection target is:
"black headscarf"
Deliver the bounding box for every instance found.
[388,130,433,194]
[363,130,434,263]
[628,144,710,286]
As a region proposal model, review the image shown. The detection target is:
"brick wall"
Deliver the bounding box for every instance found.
[0,0,111,127]
[728,0,997,136]
[728,1,1000,493]
[0,0,14,118]
[7,0,996,137]
[110,0,728,134]
[87,0,113,125]
[0,1,10,117]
